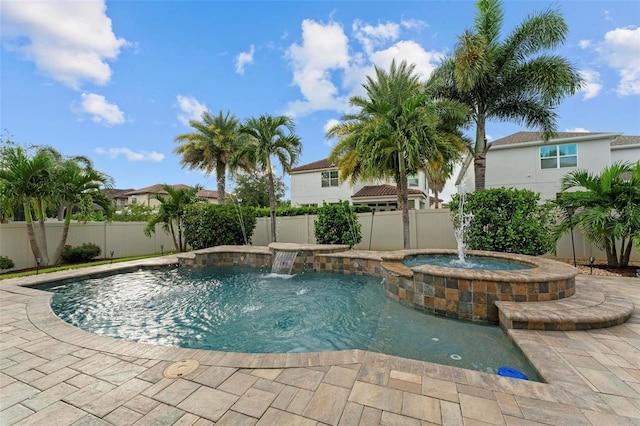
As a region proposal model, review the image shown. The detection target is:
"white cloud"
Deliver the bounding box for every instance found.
[578,69,602,100]
[369,40,443,81]
[596,26,640,96]
[565,127,590,133]
[235,44,255,75]
[176,95,208,126]
[604,10,613,22]
[1,0,128,89]
[285,19,351,116]
[578,40,591,49]
[95,147,164,162]
[353,20,400,55]
[401,18,427,30]
[323,118,342,146]
[76,93,125,126]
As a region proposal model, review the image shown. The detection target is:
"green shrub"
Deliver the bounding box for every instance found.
[61,243,102,264]
[0,255,14,270]
[449,188,555,256]
[314,201,362,247]
[183,203,257,249]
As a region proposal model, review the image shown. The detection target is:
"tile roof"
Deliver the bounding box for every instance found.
[352,184,426,198]
[124,184,223,199]
[612,135,640,146]
[108,188,135,198]
[490,131,639,147]
[290,158,335,173]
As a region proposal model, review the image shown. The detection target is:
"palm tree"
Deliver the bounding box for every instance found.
[556,161,640,268]
[0,144,53,265]
[50,157,114,264]
[144,184,203,252]
[328,60,464,248]
[429,0,583,191]
[232,115,302,242]
[175,110,244,203]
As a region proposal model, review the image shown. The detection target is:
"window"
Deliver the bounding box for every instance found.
[321,170,339,187]
[408,175,419,187]
[540,143,577,169]
[131,195,138,203]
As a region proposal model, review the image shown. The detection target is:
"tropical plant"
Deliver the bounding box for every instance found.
[61,243,102,264]
[314,201,362,247]
[232,114,302,242]
[231,172,286,208]
[555,161,640,268]
[0,256,14,270]
[183,203,257,249]
[112,202,156,222]
[450,188,555,255]
[429,0,583,191]
[327,60,465,248]
[0,142,114,266]
[143,184,204,252]
[48,154,114,264]
[175,110,247,203]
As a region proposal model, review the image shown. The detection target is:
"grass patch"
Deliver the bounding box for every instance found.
[0,254,168,280]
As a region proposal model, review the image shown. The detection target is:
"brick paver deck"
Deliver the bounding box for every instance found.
[1,256,638,425]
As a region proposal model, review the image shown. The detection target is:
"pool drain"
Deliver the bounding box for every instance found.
[164,359,199,379]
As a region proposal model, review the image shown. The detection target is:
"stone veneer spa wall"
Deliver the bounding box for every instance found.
[381,250,579,323]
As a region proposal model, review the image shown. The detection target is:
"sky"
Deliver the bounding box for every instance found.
[1,1,639,203]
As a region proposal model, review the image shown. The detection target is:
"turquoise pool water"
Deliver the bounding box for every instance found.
[403,254,534,270]
[42,266,539,379]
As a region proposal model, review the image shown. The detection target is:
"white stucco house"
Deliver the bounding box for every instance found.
[290,158,435,211]
[456,132,640,200]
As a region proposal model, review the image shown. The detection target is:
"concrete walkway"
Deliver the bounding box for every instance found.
[1,259,639,425]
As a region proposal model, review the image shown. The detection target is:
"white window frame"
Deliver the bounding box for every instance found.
[540,143,577,169]
[321,170,339,187]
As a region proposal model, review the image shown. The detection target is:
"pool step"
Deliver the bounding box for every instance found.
[496,281,634,331]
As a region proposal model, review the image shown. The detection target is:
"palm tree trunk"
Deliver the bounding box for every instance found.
[216,161,226,204]
[35,198,50,265]
[473,113,488,192]
[620,238,632,268]
[433,189,439,209]
[169,221,180,252]
[397,171,410,249]
[267,167,277,243]
[23,202,44,265]
[52,203,72,265]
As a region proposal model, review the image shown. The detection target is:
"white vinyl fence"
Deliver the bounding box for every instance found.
[1,209,637,271]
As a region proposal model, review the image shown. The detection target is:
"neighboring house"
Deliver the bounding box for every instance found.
[121,184,225,207]
[456,132,640,200]
[290,158,433,211]
[108,189,134,207]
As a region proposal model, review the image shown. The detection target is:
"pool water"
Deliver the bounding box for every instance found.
[403,254,534,270]
[42,266,539,379]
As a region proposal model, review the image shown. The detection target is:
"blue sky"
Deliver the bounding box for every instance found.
[2,1,639,202]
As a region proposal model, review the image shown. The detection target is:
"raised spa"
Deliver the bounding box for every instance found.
[382,249,579,323]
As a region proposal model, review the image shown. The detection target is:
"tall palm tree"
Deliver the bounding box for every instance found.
[175,110,244,203]
[144,184,203,252]
[232,115,302,242]
[429,0,583,191]
[328,60,463,248]
[50,157,114,264]
[556,161,640,268]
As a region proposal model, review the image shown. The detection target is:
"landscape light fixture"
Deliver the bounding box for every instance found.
[161,244,164,256]
[589,256,595,275]
[36,258,41,275]
[110,251,114,264]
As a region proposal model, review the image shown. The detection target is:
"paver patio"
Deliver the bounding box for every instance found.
[1,256,638,425]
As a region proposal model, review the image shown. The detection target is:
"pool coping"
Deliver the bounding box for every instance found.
[2,250,639,424]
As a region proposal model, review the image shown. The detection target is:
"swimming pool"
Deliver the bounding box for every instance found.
[42,266,539,379]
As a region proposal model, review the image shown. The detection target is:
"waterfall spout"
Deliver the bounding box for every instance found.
[271,250,299,274]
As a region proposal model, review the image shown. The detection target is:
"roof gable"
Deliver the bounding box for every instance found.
[290,158,335,173]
